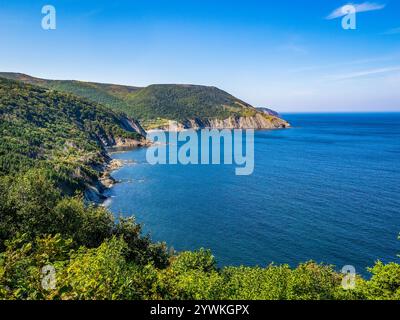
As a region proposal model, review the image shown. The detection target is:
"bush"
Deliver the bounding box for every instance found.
[358,261,400,300]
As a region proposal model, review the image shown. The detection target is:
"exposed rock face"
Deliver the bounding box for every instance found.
[113,137,147,148]
[84,117,149,204]
[99,159,124,189]
[120,117,148,137]
[84,184,108,203]
[98,117,148,147]
[154,114,290,131]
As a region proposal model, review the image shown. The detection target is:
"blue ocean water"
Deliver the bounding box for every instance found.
[106,113,400,276]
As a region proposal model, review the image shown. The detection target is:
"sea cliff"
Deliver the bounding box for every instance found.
[84,132,149,204]
[151,114,290,131]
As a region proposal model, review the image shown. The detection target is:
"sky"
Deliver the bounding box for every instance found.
[0,0,399,112]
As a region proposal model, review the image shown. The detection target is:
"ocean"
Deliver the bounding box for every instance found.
[105,113,400,277]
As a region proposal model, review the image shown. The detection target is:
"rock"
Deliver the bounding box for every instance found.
[120,117,148,137]
[99,159,124,188]
[151,114,290,131]
[84,184,107,203]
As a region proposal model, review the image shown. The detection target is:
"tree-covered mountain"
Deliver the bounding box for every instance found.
[122,83,255,120]
[0,73,289,129]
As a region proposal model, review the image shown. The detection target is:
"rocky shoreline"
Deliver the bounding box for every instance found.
[84,139,151,205]
[99,159,125,189]
[87,114,290,204]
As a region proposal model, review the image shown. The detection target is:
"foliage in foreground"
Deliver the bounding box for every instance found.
[0,169,399,300]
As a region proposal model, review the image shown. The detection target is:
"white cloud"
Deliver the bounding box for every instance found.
[326,2,386,20]
[329,66,400,80]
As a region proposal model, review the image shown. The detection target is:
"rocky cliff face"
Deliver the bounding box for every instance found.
[153,114,290,131]
[120,117,148,137]
[98,116,148,147]
[84,117,149,204]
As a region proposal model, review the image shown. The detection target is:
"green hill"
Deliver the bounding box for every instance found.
[0,73,286,129]
[122,84,255,121]
[0,77,145,194]
[0,72,140,114]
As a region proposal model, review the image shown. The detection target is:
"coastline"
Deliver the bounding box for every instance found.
[85,139,151,205]
[94,124,292,205]
[97,113,400,278]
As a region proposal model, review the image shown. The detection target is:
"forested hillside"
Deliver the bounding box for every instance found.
[0,77,145,192]
[0,73,286,129]
[122,84,256,121]
[0,72,141,114]
[0,76,399,300]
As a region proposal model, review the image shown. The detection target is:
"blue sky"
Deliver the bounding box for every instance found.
[0,0,399,112]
